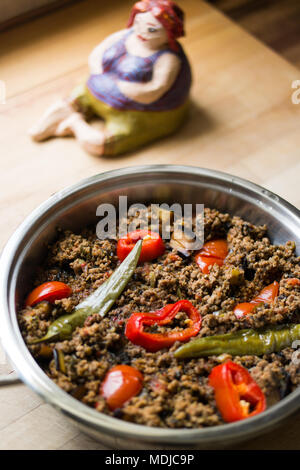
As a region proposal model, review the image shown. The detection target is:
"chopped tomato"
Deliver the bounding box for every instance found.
[253,281,279,304]
[199,239,228,259]
[25,281,72,307]
[233,302,258,317]
[195,255,224,274]
[195,239,228,274]
[117,230,165,263]
[234,281,279,318]
[286,278,300,286]
[101,365,143,410]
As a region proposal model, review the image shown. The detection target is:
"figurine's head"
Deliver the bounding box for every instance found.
[128,0,185,51]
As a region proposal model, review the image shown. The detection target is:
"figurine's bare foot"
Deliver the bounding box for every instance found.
[56,112,105,156]
[29,99,74,141]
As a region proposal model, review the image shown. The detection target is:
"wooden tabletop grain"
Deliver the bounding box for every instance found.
[0,0,299,450]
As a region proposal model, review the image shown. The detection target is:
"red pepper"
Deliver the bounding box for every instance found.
[100,365,143,411]
[209,361,266,423]
[25,281,72,307]
[117,230,165,263]
[125,300,201,352]
[195,239,228,274]
[234,281,279,318]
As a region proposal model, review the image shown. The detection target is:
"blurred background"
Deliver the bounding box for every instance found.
[1,0,300,67]
[211,0,300,68]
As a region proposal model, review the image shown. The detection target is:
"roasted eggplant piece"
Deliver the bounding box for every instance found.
[53,348,66,374]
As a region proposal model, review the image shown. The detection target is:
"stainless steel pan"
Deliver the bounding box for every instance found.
[0,165,299,449]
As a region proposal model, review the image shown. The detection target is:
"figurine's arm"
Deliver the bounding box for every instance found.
[88,29,128,74]
[117,53,181,104]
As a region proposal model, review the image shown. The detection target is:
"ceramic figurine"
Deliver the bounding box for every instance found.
[29,0,192,156]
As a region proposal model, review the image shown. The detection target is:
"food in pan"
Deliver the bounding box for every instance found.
[19,207,300,428]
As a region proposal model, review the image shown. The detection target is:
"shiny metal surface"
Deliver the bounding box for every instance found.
[0,165,299,449]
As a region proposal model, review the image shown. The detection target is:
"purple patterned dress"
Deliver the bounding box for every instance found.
[87,29,191,112]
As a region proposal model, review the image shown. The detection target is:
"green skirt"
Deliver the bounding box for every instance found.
[71,82,189,156]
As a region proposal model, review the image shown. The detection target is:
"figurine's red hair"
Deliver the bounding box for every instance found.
[128,0,185,51]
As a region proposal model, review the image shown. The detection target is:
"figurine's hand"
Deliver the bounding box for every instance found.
[90,64,103,75]
[117,80,146,101]
[117,79,166,104]
[89,52,103,74]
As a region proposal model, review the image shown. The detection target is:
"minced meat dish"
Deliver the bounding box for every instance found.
[18,207,300,428]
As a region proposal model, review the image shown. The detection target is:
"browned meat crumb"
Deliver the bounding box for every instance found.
[18,207,300,428]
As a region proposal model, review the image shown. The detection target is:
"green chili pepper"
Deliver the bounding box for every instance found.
[174,324,300,358]
[32,240,142,343]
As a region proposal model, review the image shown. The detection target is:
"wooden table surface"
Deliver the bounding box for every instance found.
[0,0,299,450]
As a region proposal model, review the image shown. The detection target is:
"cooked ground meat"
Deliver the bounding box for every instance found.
[18,207,300,428]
